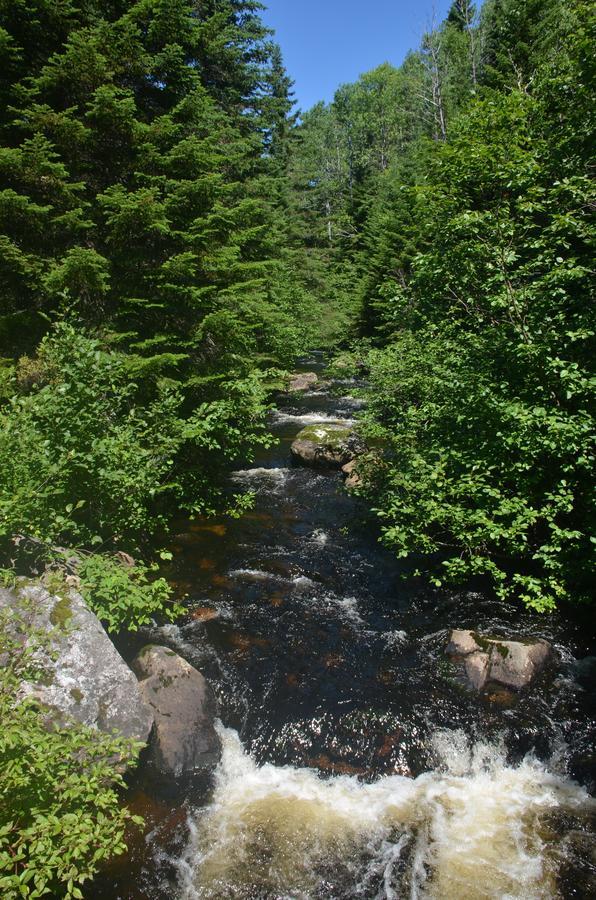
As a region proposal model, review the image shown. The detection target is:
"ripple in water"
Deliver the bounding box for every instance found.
[178,725,594,900]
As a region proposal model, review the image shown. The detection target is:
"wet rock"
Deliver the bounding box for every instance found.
[464,650,490,690]
[132,645,221,775]
[446,629,553,692]
[342,459,362,489]
[291,424,366,469]
[287,372,318,392]
[0,583,153,743]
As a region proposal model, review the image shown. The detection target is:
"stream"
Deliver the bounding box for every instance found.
[91,354,596,899]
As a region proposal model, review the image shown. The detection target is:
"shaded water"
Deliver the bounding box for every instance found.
[92,354,596,899]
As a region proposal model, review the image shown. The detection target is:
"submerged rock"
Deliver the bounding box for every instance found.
[572,655,596,690]
[287,372,318,392]
[446,629,553,692]
[132,644,221,775]
[291,424,365,469]
[0,583,153,742]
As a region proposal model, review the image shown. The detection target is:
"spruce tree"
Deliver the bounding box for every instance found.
[0,0,303,375]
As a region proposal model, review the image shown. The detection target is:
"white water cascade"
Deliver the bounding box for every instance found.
[178,724,593,900]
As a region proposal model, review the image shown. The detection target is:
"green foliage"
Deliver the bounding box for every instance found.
[354,1,595,611]
[73,553,183,633]
[0,322,275,557]
[0,590,142,899]
[0,0,309,367]
[362,327,594,611]
[0,323,184,550]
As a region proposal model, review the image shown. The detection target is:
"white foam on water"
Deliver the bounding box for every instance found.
[178,725,593,900]
[271,411,355,426]
[230,467,291,493]
[228,570,317,593]
[231,466,291,480]
[228,568,281,582]
[334,596,365,625]
[309,593,365,626]
[310,529,330,546]
[385,629,409,648]
[291,575,317,591]
[338,395,367,408]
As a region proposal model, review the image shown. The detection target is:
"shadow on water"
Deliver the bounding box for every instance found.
[89,353,596,899]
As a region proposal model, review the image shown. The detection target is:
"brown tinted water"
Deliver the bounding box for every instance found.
[89,354,596,899]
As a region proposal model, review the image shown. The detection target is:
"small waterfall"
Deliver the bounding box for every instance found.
[178,725,593,900]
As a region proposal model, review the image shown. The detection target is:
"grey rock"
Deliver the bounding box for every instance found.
[446,629,553,691]
[287,372,318,392]
[0,583,154,742]
[132,645,221,775]
[447,629,481,657]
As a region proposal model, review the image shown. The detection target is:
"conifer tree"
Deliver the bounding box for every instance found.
[0,0,303,375]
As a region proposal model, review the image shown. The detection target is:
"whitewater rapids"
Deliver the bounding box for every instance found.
[177,724,592,899]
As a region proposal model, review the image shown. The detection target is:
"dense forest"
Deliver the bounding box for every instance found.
[0,0,594,896]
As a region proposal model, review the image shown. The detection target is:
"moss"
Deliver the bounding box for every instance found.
[296,425,352,448]
[471,631,510,657]
[49,594,73,629]
[38,668,55,687]
[44,570,68,597]
[70,687,84,703]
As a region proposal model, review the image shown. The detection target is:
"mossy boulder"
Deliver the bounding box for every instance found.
[291,424,365,469]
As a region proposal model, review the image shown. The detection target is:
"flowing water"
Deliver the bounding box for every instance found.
[92,354,596,900]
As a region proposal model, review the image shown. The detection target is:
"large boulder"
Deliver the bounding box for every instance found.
[287,372,318,392]
[132,645,221,775]
[291,424,366,469]
[446,629,554,691]
[0,583,153,742]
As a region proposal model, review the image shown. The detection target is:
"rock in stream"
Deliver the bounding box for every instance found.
[446,629,554,691]
[132,644,221,775]
[291,423,365,469]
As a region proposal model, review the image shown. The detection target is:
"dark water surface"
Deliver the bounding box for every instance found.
[90,355,596,899]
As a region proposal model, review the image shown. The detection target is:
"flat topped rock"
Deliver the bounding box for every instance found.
[287,372,318,392]
[291,424,365,469]
[132,645,221,776]
[0,583,153,743]
[446,629,554,691]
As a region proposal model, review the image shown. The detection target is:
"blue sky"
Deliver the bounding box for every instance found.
[260,0,453,112]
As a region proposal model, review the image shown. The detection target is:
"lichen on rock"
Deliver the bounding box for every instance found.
[0,583,154,743]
